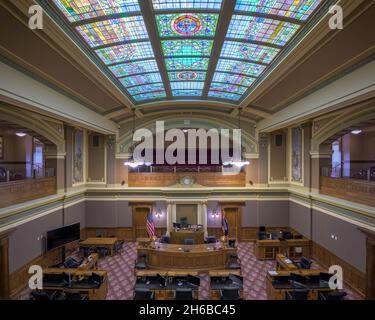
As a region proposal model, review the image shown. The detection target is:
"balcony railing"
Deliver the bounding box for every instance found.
[320,176,375,207]
[0,177,56,209]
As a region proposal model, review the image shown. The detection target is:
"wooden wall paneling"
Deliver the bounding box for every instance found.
[312,242,366,296]
[0,228,16,300]
[359,228,375,299]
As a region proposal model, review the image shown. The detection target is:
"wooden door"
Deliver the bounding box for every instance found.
[133,207,150,240]
[221,204,243,240]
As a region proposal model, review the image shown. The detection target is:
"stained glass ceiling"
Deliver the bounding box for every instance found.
[43,0,323,104]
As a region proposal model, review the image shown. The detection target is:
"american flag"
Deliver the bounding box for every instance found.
[146,213,155,238]
[222,215,229,237]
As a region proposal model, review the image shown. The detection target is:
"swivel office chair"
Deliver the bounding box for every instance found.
[319,291,347,301]
[135,253,148,269]
[30,290,57,301]
[297,257,313,270]
[286,288,309,300]
[95,246,109,258]
[161,235,170,244]
[64,289,88,300]
[175,288,194,300]
[206,236,217,244]
[134,288,154,300]
[184,238,195,245]
[226,254,241,270]
[220,287,241,300]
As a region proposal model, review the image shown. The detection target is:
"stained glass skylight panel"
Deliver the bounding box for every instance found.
[119,73,162,87]
[168,71,207,81]
[127,83,165,95]
[152,0,223,10]
[109,60,159,77]
[156,13,219,38]
[133,91,167,102]
[221,41,280,64]
[162,40,213,57]
[170,82,204,90]
[53,0,140,23]
[216,59,265,77]
[96,42,154,65]
[76,16,148,48]
[210,83,247,95]
[165,57,210,71]
[235,0,321,21]
[227,15,300,46]
[213,72,256,87]
[172,90,203,97]
[208,91,242,101]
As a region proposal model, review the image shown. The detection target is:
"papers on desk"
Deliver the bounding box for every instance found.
[284,258,293,264]
[268,271,278,276]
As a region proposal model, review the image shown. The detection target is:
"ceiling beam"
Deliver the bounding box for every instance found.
[139,0,172,99]
[202,0,236,97]
[104,107,143,120]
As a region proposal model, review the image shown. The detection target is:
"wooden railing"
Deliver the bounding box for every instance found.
[128,172,246,187]
[0,177,56,209]
[320,176,375,207]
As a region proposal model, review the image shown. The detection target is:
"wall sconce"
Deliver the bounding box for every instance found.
[155,211,162,219]
[211,211,219,219]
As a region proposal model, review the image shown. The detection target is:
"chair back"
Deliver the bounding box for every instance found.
[175,288,193,300]
[291,288,309,300]
[222,287,240,300]
[134,289,153,300]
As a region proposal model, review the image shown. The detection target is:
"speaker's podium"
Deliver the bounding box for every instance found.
[170,223,205,244]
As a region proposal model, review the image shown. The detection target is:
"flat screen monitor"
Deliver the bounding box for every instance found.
[46,223,80,251]
[290,273,306,285]
[157,274,166,287]
[229,274,243,286]
[62,272,71,285]
[92,272,102,285]
[320,272,334,282]
[187,275,200,287]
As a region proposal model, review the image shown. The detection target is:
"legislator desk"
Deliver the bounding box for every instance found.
[209,270,243,300]
[276,254,298,271]
[41,268,108,300]
[170,229,205,244]
[134,271,200,300]
[255,238,310,260]
[80,237,118,256]
[78,253,98,270]
[266,269,334,300]
[138,242,236,271]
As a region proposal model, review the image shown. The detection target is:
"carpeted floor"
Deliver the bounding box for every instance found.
[98,242,362,300]
[16,242,362,300]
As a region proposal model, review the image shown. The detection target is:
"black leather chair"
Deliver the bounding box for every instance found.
[227,254,241,270]
[258,231,268,240]
[96,246,109,258]
[298,257,313,270]
[206,236,217,244]
[115,240,124,254]
[282,231,293,240]
[30,290,57,301]
[64,289,88,300]
[134,288,154,300]
[175,288,194,300]
[161,235,170,244]
[319,291,347,300]
[220,286,241,300]
[63,257,81,268]
[135,253,147,269]
[259,226,266,233]
[286,288,309,300]
[184,238,195,245]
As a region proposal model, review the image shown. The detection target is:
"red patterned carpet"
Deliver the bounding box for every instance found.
[16,242,363,300]
[98,242,362,300]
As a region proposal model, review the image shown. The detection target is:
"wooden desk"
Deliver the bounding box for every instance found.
[170,230,205,244]
[266,269,332,300]
[276,254,298,271]
[255,238,310,260]
[136,270,199,277]
[138,243,236,271]
[209,270,243,300]
[42,268,108,300]
[80,237,118,256]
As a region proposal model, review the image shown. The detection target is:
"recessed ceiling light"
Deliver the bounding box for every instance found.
[16,132,27,137]
[351,130,362,135]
